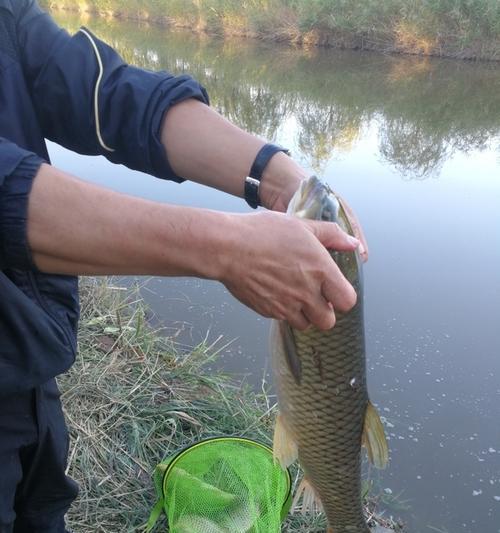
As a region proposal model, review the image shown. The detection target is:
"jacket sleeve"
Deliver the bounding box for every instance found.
[0,137,43,271]
[15,1,209,182]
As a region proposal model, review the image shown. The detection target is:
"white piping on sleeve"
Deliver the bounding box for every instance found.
[78,28,115,152]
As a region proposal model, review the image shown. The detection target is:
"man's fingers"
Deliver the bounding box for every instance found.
[303,296,336,331]
[337,196,369,262]
[322,274,357,313]
[287,310,311,331]
[305,220,360,252]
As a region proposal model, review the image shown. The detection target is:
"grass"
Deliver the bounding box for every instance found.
[60,277,404,531]
[40,0,500,60]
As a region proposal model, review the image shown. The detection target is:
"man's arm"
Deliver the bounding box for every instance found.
[161,99,305,213]
[28,164,359,331]
[161,98,369,257]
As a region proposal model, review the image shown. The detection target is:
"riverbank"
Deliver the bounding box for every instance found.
[41,0,499,60]
[61,278,403,531]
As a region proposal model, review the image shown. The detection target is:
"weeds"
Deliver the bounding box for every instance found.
[41,0,500,60]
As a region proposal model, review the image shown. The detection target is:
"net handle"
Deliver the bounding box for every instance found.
[145,497,164,533]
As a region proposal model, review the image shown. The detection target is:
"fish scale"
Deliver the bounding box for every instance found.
[271,176,388,533]
[276,301,369,531]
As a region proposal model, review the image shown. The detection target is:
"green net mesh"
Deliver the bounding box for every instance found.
[148,437,291,533]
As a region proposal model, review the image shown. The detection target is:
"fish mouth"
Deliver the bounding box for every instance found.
[287,176,340,223]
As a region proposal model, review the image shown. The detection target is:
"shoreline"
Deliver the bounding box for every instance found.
[42,2,500,62]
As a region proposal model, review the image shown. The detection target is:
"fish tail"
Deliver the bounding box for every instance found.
[273,412,298,469]
[362,400,389,469]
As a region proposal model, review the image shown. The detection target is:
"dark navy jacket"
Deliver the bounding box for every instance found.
[0,0,208,394]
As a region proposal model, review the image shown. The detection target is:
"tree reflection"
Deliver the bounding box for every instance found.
[379,118,448,179]
[52,10,500,179]
[296,102,363,172]
[213,85,295,140]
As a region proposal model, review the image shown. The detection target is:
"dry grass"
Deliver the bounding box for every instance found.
[60,278,403,531]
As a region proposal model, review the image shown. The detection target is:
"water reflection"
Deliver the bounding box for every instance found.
[58,13,500,178]
[379,118,449,179]
[296,102,364,173]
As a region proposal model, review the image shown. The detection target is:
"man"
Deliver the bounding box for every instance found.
[0,1,368,531]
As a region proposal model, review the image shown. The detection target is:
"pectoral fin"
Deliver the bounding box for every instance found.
[362,401,389,469]
[273,412,298,469]
[278,320,302,385]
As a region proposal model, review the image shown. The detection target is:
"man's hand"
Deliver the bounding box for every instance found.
[219,211,360,331]
[257,152,369,263]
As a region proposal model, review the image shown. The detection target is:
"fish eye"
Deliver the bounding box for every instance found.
[322,206,336,222]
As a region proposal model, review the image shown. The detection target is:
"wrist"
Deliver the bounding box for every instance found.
[259,152,308,212]
[244,144,290,209]
[186,210,240,282]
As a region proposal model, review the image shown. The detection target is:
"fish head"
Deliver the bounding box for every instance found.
[287,175,335,221]
[288,176,362,286]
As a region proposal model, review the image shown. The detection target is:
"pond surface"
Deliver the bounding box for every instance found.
[47,10,500,533]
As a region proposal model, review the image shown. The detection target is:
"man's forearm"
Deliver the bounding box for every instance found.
[28,163,232,278]
[27,163,361,331]
[161,98,308,212]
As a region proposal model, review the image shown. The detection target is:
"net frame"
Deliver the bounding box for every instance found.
[146,436,292,532]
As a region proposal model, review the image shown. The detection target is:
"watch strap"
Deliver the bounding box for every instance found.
[244,143,290,209]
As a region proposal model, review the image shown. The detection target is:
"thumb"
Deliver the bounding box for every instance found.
[304,220,360,251]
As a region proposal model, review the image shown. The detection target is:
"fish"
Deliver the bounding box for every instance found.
[271,176,389,533]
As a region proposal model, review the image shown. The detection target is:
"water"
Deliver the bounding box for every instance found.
[47,10,500,533]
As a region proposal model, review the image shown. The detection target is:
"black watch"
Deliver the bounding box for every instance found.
[244,143,290,209]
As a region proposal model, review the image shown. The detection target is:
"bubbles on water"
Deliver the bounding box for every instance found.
[367,318,500,531]
[380,417,394,429]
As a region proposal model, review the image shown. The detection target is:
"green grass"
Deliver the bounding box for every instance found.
[60,277,403,531]
[41,0,500,60]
